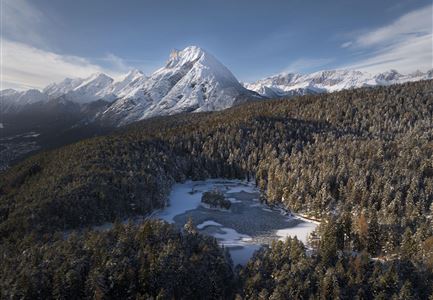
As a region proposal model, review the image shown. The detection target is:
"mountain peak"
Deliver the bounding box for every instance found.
[80,73,114,88]
[166,45,207,68]
[181,45,206,55]
[374,69,402,81]
[126,69,144,77]
[0,88,19,95]
[119,69,145,83]
[86,72,113,82]
[100,45,256,125]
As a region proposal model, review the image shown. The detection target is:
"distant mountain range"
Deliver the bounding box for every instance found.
[2,45,432,126]
[244,69,433,98]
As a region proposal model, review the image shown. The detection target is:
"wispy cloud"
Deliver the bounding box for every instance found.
[89,55,157,75]
[0,0,115,90]
[284,57,335,73]
[0,39,123,90]
[344,34,432,74]
[101,53,131,73]
[341,41,353,48]
[354,5,431,48]
[341,4,432,73]
[2,0,47,46]
[0,0,137,90]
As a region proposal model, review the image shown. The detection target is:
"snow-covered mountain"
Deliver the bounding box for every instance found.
[1,88,48,113]
[2,45,432,126]
[244,69,433,98]
[2,46,258,125]
[100,46,259,125]
[104,69,148,100]
[44,72,114,103]
[43,77,85,99]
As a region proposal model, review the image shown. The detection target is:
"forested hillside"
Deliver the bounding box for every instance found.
[1,80,433,298]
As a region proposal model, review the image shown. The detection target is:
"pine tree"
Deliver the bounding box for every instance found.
[367,213,381,256]
[398,281,414,300]
[183,217,197,235]
[401,228,416,260]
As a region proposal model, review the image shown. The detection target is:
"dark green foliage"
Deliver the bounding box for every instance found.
[1,80,433,298]
[0,221,234,299]
[240,237,433,299]
[202,190,231,209]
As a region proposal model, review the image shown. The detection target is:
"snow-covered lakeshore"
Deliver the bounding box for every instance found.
[151,179,318,265]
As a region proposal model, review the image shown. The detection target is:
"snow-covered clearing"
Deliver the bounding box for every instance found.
[276,222,318,244]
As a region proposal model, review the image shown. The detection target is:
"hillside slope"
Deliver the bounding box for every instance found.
[1,80,432,238]
[1,80,433,298]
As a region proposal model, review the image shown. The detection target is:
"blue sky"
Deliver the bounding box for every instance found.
[1,0,432,89]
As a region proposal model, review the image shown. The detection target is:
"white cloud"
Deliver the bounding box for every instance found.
[2,0,46,46]
[284,57,335,73]
[355,5,432,48]
[342,4,432,74]
[0,39,122,90]
[100,53,131,73]
[345,34,432,74]
[0,0,132,90]
[341,41,353,48]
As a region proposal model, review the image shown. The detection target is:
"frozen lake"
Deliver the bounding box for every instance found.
[152,179,318,266]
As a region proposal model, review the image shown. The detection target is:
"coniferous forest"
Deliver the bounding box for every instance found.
[1,80,433,299]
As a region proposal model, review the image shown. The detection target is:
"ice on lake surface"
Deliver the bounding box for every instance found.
[196,220,222,229]
[152,179,318,266]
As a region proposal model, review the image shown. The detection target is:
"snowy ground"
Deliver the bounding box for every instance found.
[152,179,318,266]
[152,180,208,223]
[275,221,317,244]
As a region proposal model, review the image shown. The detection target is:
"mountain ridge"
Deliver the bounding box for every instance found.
[98,46,258,125]
[2,46,432,125]
[2,46,260,125]
[244,68,433,98]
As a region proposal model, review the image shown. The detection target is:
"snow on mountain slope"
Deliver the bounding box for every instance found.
[3,73,114,113]
[1,89,48,113]
[43,77,85,99]
[1,89,21,113]
[100,46,258,125]
[43,72,115,103]
[63,72,114,103]
[43,69,148,104]
[2,45,432,124]
[17,89,49,105]
[245,69,433,98]
[143,46,256,116]
[107,69,147,99]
